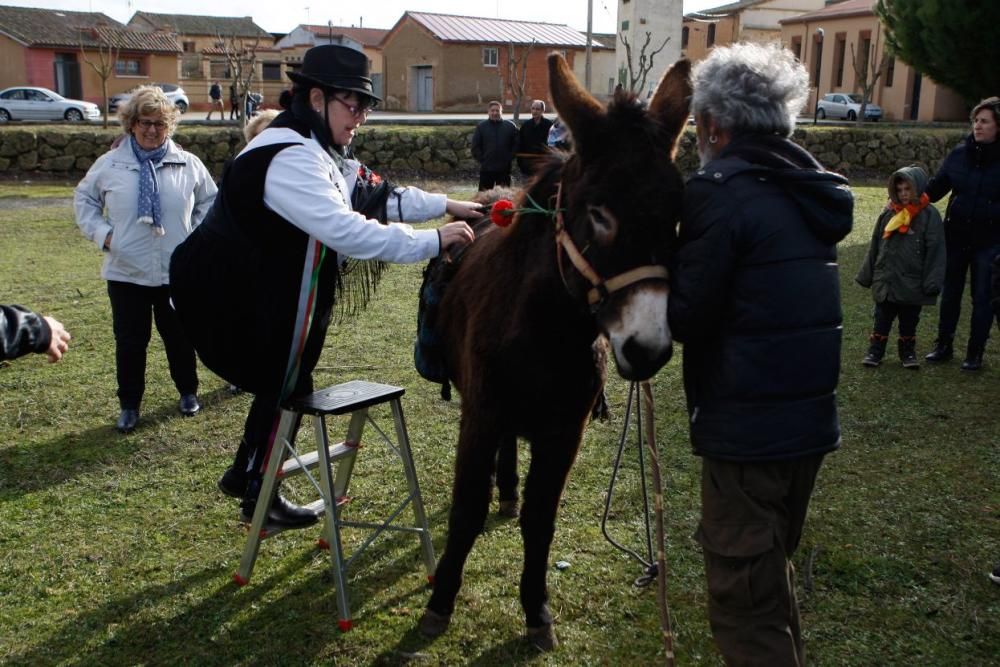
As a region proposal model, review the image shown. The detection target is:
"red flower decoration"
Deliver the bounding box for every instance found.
[490,199,515,227]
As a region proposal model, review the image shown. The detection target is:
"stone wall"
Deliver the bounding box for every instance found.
[0,124,969,183]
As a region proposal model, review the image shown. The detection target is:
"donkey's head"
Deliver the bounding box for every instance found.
[547,53,691,381]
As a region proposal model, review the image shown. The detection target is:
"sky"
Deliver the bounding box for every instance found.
[2,0,721,35]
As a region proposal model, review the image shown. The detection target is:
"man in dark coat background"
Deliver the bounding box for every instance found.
[516,99,553,178]
[471,100,517,191]
[670,43,853,666]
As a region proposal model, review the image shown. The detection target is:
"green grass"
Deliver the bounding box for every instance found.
[0,180,997,666]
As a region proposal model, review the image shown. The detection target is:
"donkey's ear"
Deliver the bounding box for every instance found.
[647,58,692,156]
[548,52,604,149]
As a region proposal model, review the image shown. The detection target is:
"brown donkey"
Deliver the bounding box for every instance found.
[419,54,691,650]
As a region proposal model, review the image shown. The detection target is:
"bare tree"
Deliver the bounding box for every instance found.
[619,31,670,96]
[78,26,120,128]
[505,40,535,123]
[850,28,889,125]
[216,32,261,128]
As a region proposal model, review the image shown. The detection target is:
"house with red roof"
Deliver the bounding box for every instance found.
[0,5,180,104]
[379,11,613,113]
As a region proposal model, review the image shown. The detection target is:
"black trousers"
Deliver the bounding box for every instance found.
[873,301,922,338]
[478,169,511,191]
[107,280,198,409]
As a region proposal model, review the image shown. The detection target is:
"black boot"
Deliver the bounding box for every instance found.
[961,342,984,371]
[925,335,954,362]
[862,334,888,367]
[240,479,319,528]
[898,336,919,369]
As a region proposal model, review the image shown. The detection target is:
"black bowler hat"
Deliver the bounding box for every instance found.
[287,44,381,102]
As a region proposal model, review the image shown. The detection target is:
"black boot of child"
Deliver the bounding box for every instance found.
[898,336,919,369]
[862,333,888,367]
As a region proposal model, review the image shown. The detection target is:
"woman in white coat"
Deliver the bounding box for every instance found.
[75,86,217,433]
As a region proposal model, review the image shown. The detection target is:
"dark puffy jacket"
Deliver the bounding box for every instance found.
[925,134,1000,248]
[471,119,518,171]
[855,165,946,306]
[0,304,51,360]
[669,135,853,462]
[992,253,1000,318]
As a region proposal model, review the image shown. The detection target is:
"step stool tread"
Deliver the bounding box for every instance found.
[280,441,358,476]
[286,380,404,416]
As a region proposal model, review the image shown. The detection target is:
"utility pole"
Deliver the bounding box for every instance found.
[585,0,593,90]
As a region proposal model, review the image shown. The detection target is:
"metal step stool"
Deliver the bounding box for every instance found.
[233,380,436,631]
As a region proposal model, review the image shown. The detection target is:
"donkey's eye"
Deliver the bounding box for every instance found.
[589,205,618,245]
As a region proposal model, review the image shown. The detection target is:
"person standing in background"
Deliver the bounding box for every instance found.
[471,101,517,191]
[516,100,552,178]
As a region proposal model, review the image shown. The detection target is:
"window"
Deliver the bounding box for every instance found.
[209,59,231,79]
[812,36,823,88]
[790,36,802,60]
[115,57,143,76]
[885,56,895,87]
[181,55,202,78]
[262,62,282,81]
[621,20,629,32]
[608,78,615,95]
[182,41,196,53]
[1,89,25,100]
[834,33,846,87]
[858,31,872,78]
[482,47,497,67]
[682,26,689,49]
[707,24,716,47]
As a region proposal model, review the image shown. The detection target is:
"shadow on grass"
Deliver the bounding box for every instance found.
[2,552,359,667]
[0,386,235,499]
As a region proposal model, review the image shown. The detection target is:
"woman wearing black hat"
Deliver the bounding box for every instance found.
[171,45,478,528]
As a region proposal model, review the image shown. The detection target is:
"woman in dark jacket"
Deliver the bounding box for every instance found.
[924,97,1000,370]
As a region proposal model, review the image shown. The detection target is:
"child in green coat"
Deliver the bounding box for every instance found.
[856,165,946,368]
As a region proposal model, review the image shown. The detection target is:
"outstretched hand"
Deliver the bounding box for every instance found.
[43,316,71,363]
[445,199,486,221]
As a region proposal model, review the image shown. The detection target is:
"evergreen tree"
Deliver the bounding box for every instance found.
[876,0,1000,104]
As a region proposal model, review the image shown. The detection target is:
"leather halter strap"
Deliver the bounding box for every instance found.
[552,182,669,308]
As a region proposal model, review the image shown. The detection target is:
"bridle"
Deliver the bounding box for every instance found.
[550,181,670,313]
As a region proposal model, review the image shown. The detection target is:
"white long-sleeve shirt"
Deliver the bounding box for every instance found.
[242,126,446,263]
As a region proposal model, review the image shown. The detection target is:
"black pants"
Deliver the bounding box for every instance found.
[478,169,511,191]
[937,242,1000,348]
[107,281,198,409]
[873,301,922,338]
[231,373,314,482]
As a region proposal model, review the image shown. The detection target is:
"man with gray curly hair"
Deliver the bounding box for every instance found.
[669,42,854,665]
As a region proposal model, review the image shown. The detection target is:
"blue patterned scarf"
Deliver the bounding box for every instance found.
[130,134,168,237]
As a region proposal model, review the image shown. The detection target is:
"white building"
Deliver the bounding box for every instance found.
[616,0,684,98]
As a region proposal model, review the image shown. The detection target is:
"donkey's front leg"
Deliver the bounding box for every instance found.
[419,417,498,637]
[519,429,585,651]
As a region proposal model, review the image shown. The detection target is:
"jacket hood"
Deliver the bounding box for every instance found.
[716,134,854,245]
[887,165,928,204]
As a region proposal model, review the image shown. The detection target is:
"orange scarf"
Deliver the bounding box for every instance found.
[883,192,930,239]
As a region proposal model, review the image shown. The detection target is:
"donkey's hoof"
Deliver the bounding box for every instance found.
[526,623,558,651]
[418,607,451,637]
[498,499,519,518]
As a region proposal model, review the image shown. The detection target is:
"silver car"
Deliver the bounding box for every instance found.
[109,83,190,114]
[815,93,882,121]
[0,86,101,122]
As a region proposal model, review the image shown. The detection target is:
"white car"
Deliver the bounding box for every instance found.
[815,93,882,121]
[0,86,100,122]
[109,83,189,114]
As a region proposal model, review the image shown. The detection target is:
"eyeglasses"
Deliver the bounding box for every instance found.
[136,119,168,131]
[331,96,372,118]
